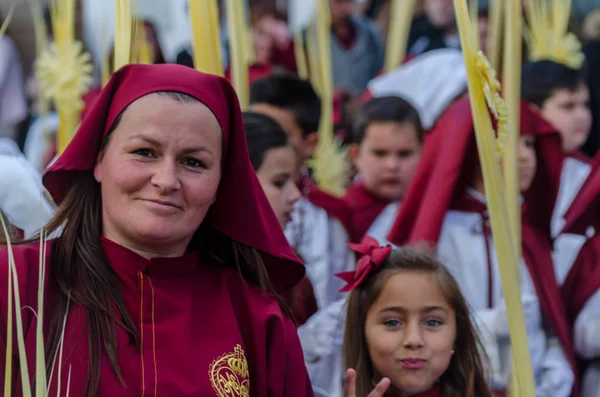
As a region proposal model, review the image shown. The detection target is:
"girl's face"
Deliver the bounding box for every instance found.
[255,145,301,229]
[365,271,456,395]
[519,134,537,192]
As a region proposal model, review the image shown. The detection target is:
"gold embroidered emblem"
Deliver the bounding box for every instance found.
[209,344,250,397]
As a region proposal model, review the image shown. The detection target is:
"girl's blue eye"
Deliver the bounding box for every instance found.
[424,319,442,327]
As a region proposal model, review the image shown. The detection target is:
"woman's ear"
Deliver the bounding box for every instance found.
[93,151,105,183]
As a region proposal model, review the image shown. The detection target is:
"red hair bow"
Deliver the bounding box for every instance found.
[336,236,393,292]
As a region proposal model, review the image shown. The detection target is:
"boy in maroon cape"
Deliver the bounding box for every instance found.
[346,48,469,244]
[0,64,314,397]
[522,60,593,238]
[344,96,424,243]
[387,98,578,396]
[560,153,600,396]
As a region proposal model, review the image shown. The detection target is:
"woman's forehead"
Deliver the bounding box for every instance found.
[110,94,223,146]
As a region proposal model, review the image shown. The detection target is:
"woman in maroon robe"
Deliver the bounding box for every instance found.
[0,64,314,396]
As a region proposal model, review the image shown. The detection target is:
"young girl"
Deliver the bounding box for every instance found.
[243,111,318,326]
[243,111,302,230]
[342,237,492,397]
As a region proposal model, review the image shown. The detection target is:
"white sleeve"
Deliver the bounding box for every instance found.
[297,298,347,397]
[574,289,600,359]
[536,337,575,397]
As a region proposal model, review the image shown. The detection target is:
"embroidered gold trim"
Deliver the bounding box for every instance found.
[209,344,250,397]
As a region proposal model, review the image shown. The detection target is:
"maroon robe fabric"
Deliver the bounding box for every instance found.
[270,40,297,72]
[561,236,600,327]
[386,98,579,394]
[0,239,314,396]
[344,182,393,242]
[299,172,355,239]
[282,275,318,327]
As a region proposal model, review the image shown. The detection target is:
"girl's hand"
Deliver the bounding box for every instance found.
[344,368,391,397]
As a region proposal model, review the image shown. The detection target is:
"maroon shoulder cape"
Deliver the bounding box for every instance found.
[343,182,393,242]
[561,236,600,326]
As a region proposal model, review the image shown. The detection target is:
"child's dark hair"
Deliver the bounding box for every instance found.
[351,96,424,145]
[343,247,492,397]
[242,111,290,170]
[249,73,321,137]
[521,60,588,108]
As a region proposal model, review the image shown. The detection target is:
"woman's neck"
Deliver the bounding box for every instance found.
[102,230,190,259]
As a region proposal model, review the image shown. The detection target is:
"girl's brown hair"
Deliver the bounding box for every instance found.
[2,92,291,396]
[343,247,493,397]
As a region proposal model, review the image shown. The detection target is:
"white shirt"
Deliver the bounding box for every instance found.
[285,197,355,310]
[365,201,399,246]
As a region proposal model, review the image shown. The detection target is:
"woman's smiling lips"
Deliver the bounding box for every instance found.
[140,198,183,212]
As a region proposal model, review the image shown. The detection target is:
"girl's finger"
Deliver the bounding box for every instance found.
[367,377,391,397]
[343,368,357,397]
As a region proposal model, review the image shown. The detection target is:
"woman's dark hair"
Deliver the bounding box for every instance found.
[6,91,291,396]
[243,111,290,170]
[521,60,589,108]
[344,247,492,397]
[352,96,424,145]
[249,73,321,137]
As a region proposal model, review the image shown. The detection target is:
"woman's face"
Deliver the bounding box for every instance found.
[94,93,222,257]
[255,145,301,229]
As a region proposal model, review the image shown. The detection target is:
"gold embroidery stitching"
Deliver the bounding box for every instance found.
[209,345,250,397]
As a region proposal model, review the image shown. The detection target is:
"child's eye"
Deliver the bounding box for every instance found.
[134,148,155,157]
[182,158,206,168]
[560,103,575,111]
[272,180,286,189]
[384,319,402,327]
[424,319,443,328]
[396,150,415,159]
[373,150,387,157]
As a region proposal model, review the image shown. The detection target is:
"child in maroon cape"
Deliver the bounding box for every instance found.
[387,98,578,396]
[344,96,424,243]
[346,49,469,244]
[559,154,600,396]
[522,60,593,238]
[0,64,313,396]
[242,111,318,326]
[249,74,355,311]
